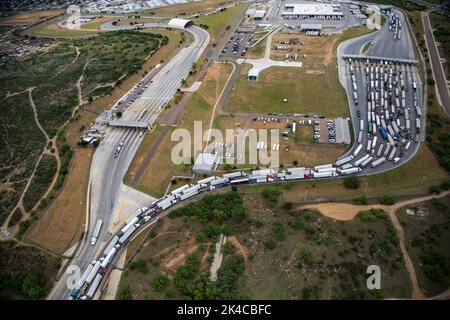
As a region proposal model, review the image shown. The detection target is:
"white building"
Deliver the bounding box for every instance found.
[248,68,261,81]
[281,3,344,20]
[193,153,219,175]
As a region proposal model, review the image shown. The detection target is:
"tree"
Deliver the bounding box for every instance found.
[379,195,395,205]
[151,275,169,292]
[344,176,360,189]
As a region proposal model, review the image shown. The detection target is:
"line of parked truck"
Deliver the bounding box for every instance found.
[388,12,402,41]
[69,159,375,300]
[346,56,421,171]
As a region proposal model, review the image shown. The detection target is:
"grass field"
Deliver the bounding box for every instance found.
[80,17,115,30]
[194,4,245,43]
[212,114,346,169]
[397,196,450,297]
[129,62,233,197]
[25,19,101,38]
[227,27,374,118]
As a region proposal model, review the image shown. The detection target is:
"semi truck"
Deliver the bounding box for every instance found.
[91,219,103,246]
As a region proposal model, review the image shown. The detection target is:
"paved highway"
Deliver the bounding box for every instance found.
[422,11,450,115]
[49,22,209,300]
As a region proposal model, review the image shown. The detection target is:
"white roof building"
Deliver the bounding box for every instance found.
[282,3,344,20]
[168,18,194,29]
[192,153,219,175]
[248,68,261,81]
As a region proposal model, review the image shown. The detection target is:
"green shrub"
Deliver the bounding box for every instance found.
[344,176,360,189]
[264,239,276,250]
[353,195,368,205]
[151,275,169,292]
[379,195,395,205]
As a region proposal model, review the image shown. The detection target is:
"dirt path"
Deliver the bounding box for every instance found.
[50,46,80,80]
[227,235,248,264]
[300,191,450,299]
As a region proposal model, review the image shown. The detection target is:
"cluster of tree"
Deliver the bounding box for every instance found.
[172,253,245,299]
[168,192,247,224]
[426,113,450,173]
[420,250,450,283]
[344,176,360,189]
[0,272,49,300]
[262,190,280,207]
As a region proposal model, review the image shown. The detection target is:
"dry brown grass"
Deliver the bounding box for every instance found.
[143,0,239,16]
[0,10,63,27]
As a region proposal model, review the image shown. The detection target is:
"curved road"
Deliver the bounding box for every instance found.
[49,21,209,300]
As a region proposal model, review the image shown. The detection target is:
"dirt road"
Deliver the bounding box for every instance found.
[300,191,450,299]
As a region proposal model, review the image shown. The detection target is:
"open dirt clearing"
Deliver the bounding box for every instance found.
[0,10,63,27]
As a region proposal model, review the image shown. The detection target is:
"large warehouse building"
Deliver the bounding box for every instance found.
[281,3,344,20]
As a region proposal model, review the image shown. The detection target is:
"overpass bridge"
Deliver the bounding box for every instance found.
[342,54,418,65]
[108,120,148,130]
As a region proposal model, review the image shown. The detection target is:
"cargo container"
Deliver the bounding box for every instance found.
[336,155,354,166]
[377,144,384,157]
[416,118,421,133]
[210,177,229,186]
[91,219,103,246]
[313,171,338,178]
[339,167,361,175]
[405,141,411,151]
[357,131,363,143]
[317,167,337,173]
[230,177,249,185]
[119,225,136,244]
[102,236,119,257]
[179,189,199,201]
[101,247,117,268]
[388,147,397,161]
[360,156,374,168]
[371,157,386,168]
[341,163,353,170]
[354,154,370,167]
[86,274,102,299]
[77,263,94,288]
[285,174,304,181]
[353,144,363,157]
[387,134,395,147]
[85,261,101,285]
[415,106,422,118]
[120,217,138,234]
[371,137,378,150]
[197,176,217,185]
[314,164,334,171]
[392,121,400,134]
[366,140,372,152]
[223,171,245,179]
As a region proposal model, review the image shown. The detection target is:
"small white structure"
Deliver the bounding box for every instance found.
[248,67,261,81]
[254,9,266,20]
[168,18,194,29]
[193,153,219,175]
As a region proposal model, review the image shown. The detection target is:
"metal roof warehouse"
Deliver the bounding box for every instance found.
[282,3,344,20]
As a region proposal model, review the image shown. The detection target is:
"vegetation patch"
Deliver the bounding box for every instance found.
[397,196,450,296]
[0,241,61,299]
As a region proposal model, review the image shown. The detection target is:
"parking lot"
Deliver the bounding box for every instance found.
[219,30,253,58]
